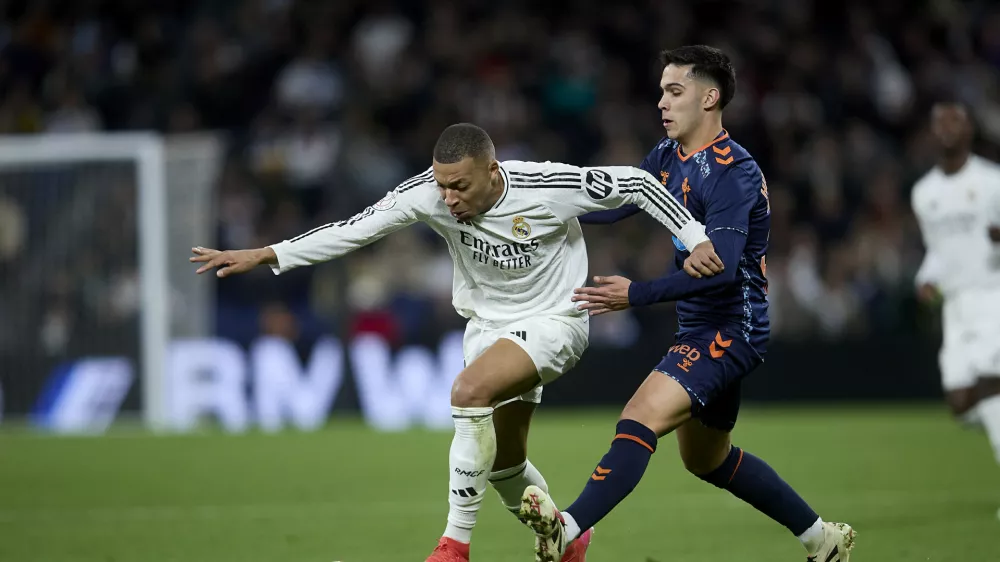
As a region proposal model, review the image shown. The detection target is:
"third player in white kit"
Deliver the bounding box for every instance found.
[191,123,724,560]
[912,103,1000,507]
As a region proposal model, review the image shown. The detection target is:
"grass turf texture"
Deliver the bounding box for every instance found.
[1,404,997,562]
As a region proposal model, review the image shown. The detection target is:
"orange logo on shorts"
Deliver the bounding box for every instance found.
[669,343,701,373]
[709,332,732,359]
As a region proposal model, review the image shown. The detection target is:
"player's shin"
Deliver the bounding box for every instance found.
[562,419,657,540]
[490,459,549,522]
[445,406,496,544]
[696,445,823,552]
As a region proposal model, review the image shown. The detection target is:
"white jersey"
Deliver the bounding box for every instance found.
[911,154,1000,299]
[269,160,708,324]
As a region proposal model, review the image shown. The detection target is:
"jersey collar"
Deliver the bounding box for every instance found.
[490,163,511,212]
[677,129,729,162]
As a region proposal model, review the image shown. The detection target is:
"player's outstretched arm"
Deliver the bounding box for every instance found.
[190,246,277,278]
[596,164,723,275]
[190,169,432,278]
[911,183,945,303]
[573,165,757,314]
[537,161,722,275]
[577,154,660,225]
[572,229,745,315]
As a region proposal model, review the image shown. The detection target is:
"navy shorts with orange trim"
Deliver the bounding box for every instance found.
[654,327,763,432]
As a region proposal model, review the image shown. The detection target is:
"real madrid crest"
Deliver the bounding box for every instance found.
[511,216,531,239]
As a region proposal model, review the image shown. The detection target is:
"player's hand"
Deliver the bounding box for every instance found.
[989,225,1000,242]
[917,283,940,304]
[684,241,724,278]
[571,275,632,316]
[190,246,276,278]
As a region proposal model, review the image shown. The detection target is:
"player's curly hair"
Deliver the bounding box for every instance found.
[660,45,737,110]
[434,123,496,164]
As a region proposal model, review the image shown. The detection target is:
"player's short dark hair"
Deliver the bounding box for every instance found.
[660,45,736,110]
[433,123,496,164]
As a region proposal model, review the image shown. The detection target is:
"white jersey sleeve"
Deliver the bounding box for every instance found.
[911,180,946,287]
[506,160,709,250]
[990,174,1000,228]
[268,168,434,274]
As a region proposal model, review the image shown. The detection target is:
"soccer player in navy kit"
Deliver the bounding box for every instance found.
[519,46,857,562]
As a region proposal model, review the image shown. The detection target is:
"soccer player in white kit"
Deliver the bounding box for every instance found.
[191,123,723,560]
[911,102,1000,511]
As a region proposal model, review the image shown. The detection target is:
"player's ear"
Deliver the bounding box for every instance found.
[703,87,721,111]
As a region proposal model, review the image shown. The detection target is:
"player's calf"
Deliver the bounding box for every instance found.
[694,444,824,547]
[489,400,551,525]
[438,339,541,548]
[679,420,833,557]
[552,372,691,543]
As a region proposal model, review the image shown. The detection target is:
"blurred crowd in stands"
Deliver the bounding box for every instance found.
[2,0,1000,349]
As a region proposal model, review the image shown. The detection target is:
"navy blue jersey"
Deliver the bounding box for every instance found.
[582,130,771,357]
[647,131,770,354]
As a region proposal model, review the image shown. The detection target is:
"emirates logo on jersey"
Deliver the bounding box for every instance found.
[460,231,539,271]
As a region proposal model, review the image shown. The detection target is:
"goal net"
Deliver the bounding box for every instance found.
[0,133,222,433]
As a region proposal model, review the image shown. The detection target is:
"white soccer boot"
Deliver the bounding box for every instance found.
[519,485,567,562]
[807,522,856,562]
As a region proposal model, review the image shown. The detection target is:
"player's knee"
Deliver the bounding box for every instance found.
[619,402,685,437]
[692,445,741,488]
[945,388,977,417]
[680,446,729,476]
[450,375,493,408]
[619,384,690,437]
[975,376,1000,401]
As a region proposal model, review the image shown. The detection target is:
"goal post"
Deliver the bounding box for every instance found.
[0,132,221,432]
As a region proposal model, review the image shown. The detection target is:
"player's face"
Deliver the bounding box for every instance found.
[433,157,498,221]
[658,64,715,140]
[931,104,972,152]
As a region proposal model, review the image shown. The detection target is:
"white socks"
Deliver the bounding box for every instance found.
[443,406,496,544]
[797,517,825,555]
[978,395,1000,465]
[489,459,549,514]
[562,511,582,542]
[490,459,582,541]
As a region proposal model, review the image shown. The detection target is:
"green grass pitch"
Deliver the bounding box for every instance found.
[1,404,998,561]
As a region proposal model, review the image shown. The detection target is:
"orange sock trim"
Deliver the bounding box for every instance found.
[727,448,744,484]
[613,433,655,453]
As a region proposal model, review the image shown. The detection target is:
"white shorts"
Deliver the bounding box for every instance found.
[939,289,1000,391]
[462,314,589,405]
